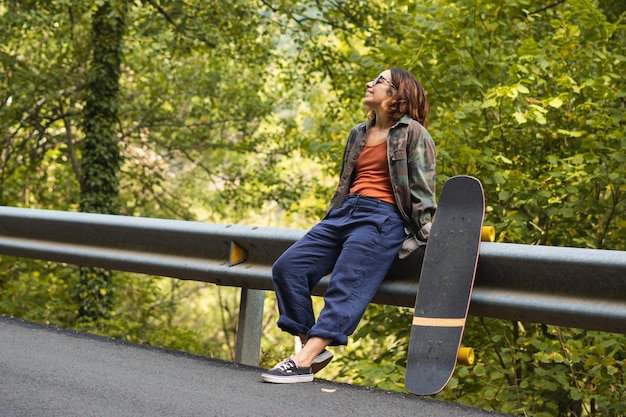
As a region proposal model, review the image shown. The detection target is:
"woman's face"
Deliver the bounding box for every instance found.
[364,69,394,109]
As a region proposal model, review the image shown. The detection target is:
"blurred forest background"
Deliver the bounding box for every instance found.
[1,0,624,415]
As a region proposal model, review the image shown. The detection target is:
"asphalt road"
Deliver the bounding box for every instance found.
[0,315,511,417]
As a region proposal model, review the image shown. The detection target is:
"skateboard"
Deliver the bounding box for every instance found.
[405,175,485,396]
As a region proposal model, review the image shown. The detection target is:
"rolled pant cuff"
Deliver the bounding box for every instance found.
[277,316,349,346]
[307,328,348,346]
[277,316,310,337]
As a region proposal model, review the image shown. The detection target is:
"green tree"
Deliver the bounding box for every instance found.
[76,0,127,321]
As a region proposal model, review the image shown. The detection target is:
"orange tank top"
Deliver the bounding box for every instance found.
[349,141,395,205]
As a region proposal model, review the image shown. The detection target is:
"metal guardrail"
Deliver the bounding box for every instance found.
[0,206,625,365]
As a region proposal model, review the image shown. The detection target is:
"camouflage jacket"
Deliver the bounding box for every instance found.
[324,115,437,257]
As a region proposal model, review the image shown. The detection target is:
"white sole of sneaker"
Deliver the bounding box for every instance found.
[261,373,314,384]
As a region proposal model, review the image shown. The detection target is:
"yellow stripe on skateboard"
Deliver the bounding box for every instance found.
[412,317,466,327]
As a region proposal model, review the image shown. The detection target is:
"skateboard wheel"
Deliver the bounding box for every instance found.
[481,226,495,242]
[458,347,475,365]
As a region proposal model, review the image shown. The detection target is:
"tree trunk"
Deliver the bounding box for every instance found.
[77,1,126,321]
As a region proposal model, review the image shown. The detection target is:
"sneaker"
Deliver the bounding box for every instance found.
[311,349,333,374]
[261,357,313,384]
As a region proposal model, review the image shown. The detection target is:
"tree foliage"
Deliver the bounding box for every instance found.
[0,0,624,415]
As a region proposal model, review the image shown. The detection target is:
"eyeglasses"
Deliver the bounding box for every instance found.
[372,74,397,89]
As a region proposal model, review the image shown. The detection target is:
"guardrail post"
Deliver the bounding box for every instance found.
[235,288,265,366]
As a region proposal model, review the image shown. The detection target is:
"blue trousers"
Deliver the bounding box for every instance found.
[272,195,406,346]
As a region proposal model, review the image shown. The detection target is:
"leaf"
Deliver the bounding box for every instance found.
[473,364,487,377]
[494,172,507,185]
[533,112,547,125]
[513,112,527,124]
[548,97,563,108]
[557,129,584,137]
[481,98,498,108]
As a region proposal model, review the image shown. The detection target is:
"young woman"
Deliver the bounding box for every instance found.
[262,68,437,383]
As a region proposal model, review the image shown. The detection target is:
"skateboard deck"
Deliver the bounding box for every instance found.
[405,175,485,396]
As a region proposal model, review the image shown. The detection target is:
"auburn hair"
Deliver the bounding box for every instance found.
[371,68,430,128]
